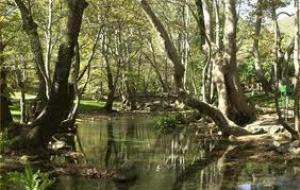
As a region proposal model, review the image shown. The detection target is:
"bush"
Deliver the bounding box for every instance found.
[8,165,54,190]
[174,113,186,124]
[0,130,12,153]
[156,113,186,133]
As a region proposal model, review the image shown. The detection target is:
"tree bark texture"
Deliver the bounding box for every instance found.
[15,0,50,118]
[0,40,12,129]
[215,0,256,125]
[14,0,88,150]
[0,69,13,129]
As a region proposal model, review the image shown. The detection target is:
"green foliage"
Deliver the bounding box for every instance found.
[238,60,255,83]
[156,113,186,133]
[8,165,54,190]
[174,112,186,124]
[0,130,12,153]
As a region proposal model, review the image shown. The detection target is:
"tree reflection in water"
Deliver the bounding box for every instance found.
[105,120,118,167]
[50,114,300,190]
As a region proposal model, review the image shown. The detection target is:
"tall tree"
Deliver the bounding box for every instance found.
[15,0,50,117]
[138,0,249,136]
[215,0,256,124]
[0,48,13,128]
[0,5,16,129]
[294,0,300,134]
[12,0,88,150]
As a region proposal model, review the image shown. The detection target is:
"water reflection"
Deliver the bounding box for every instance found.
[105,121,118,167]
[52,113,300,190]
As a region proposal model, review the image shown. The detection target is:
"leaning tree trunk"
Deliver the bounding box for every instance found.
[216,0,256,125]
[13,0,88,150]
[15,0,50,119]
[138,0,249,137]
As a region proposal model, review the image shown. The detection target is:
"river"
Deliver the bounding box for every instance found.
[50,113,300,190]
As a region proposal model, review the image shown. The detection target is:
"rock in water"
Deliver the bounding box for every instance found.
[113,161,138,183]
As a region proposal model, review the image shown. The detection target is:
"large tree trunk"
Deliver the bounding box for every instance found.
[104,55,115,112]
[0,40,12,129]
[216,0,256,125]
[101,33,118,112]
[0,95,12,129]
[0,69,13,129]
[15,0,50,118]
[13,0,88,150]
[139,0,249,136]
[124,52,137,111]
[125,78,137,111]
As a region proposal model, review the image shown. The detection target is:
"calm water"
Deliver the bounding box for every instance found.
[51,113,300,190]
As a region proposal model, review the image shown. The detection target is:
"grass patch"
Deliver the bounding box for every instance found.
[78,100,105,113]
[9,99,106,121]
[9,99,112,121]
